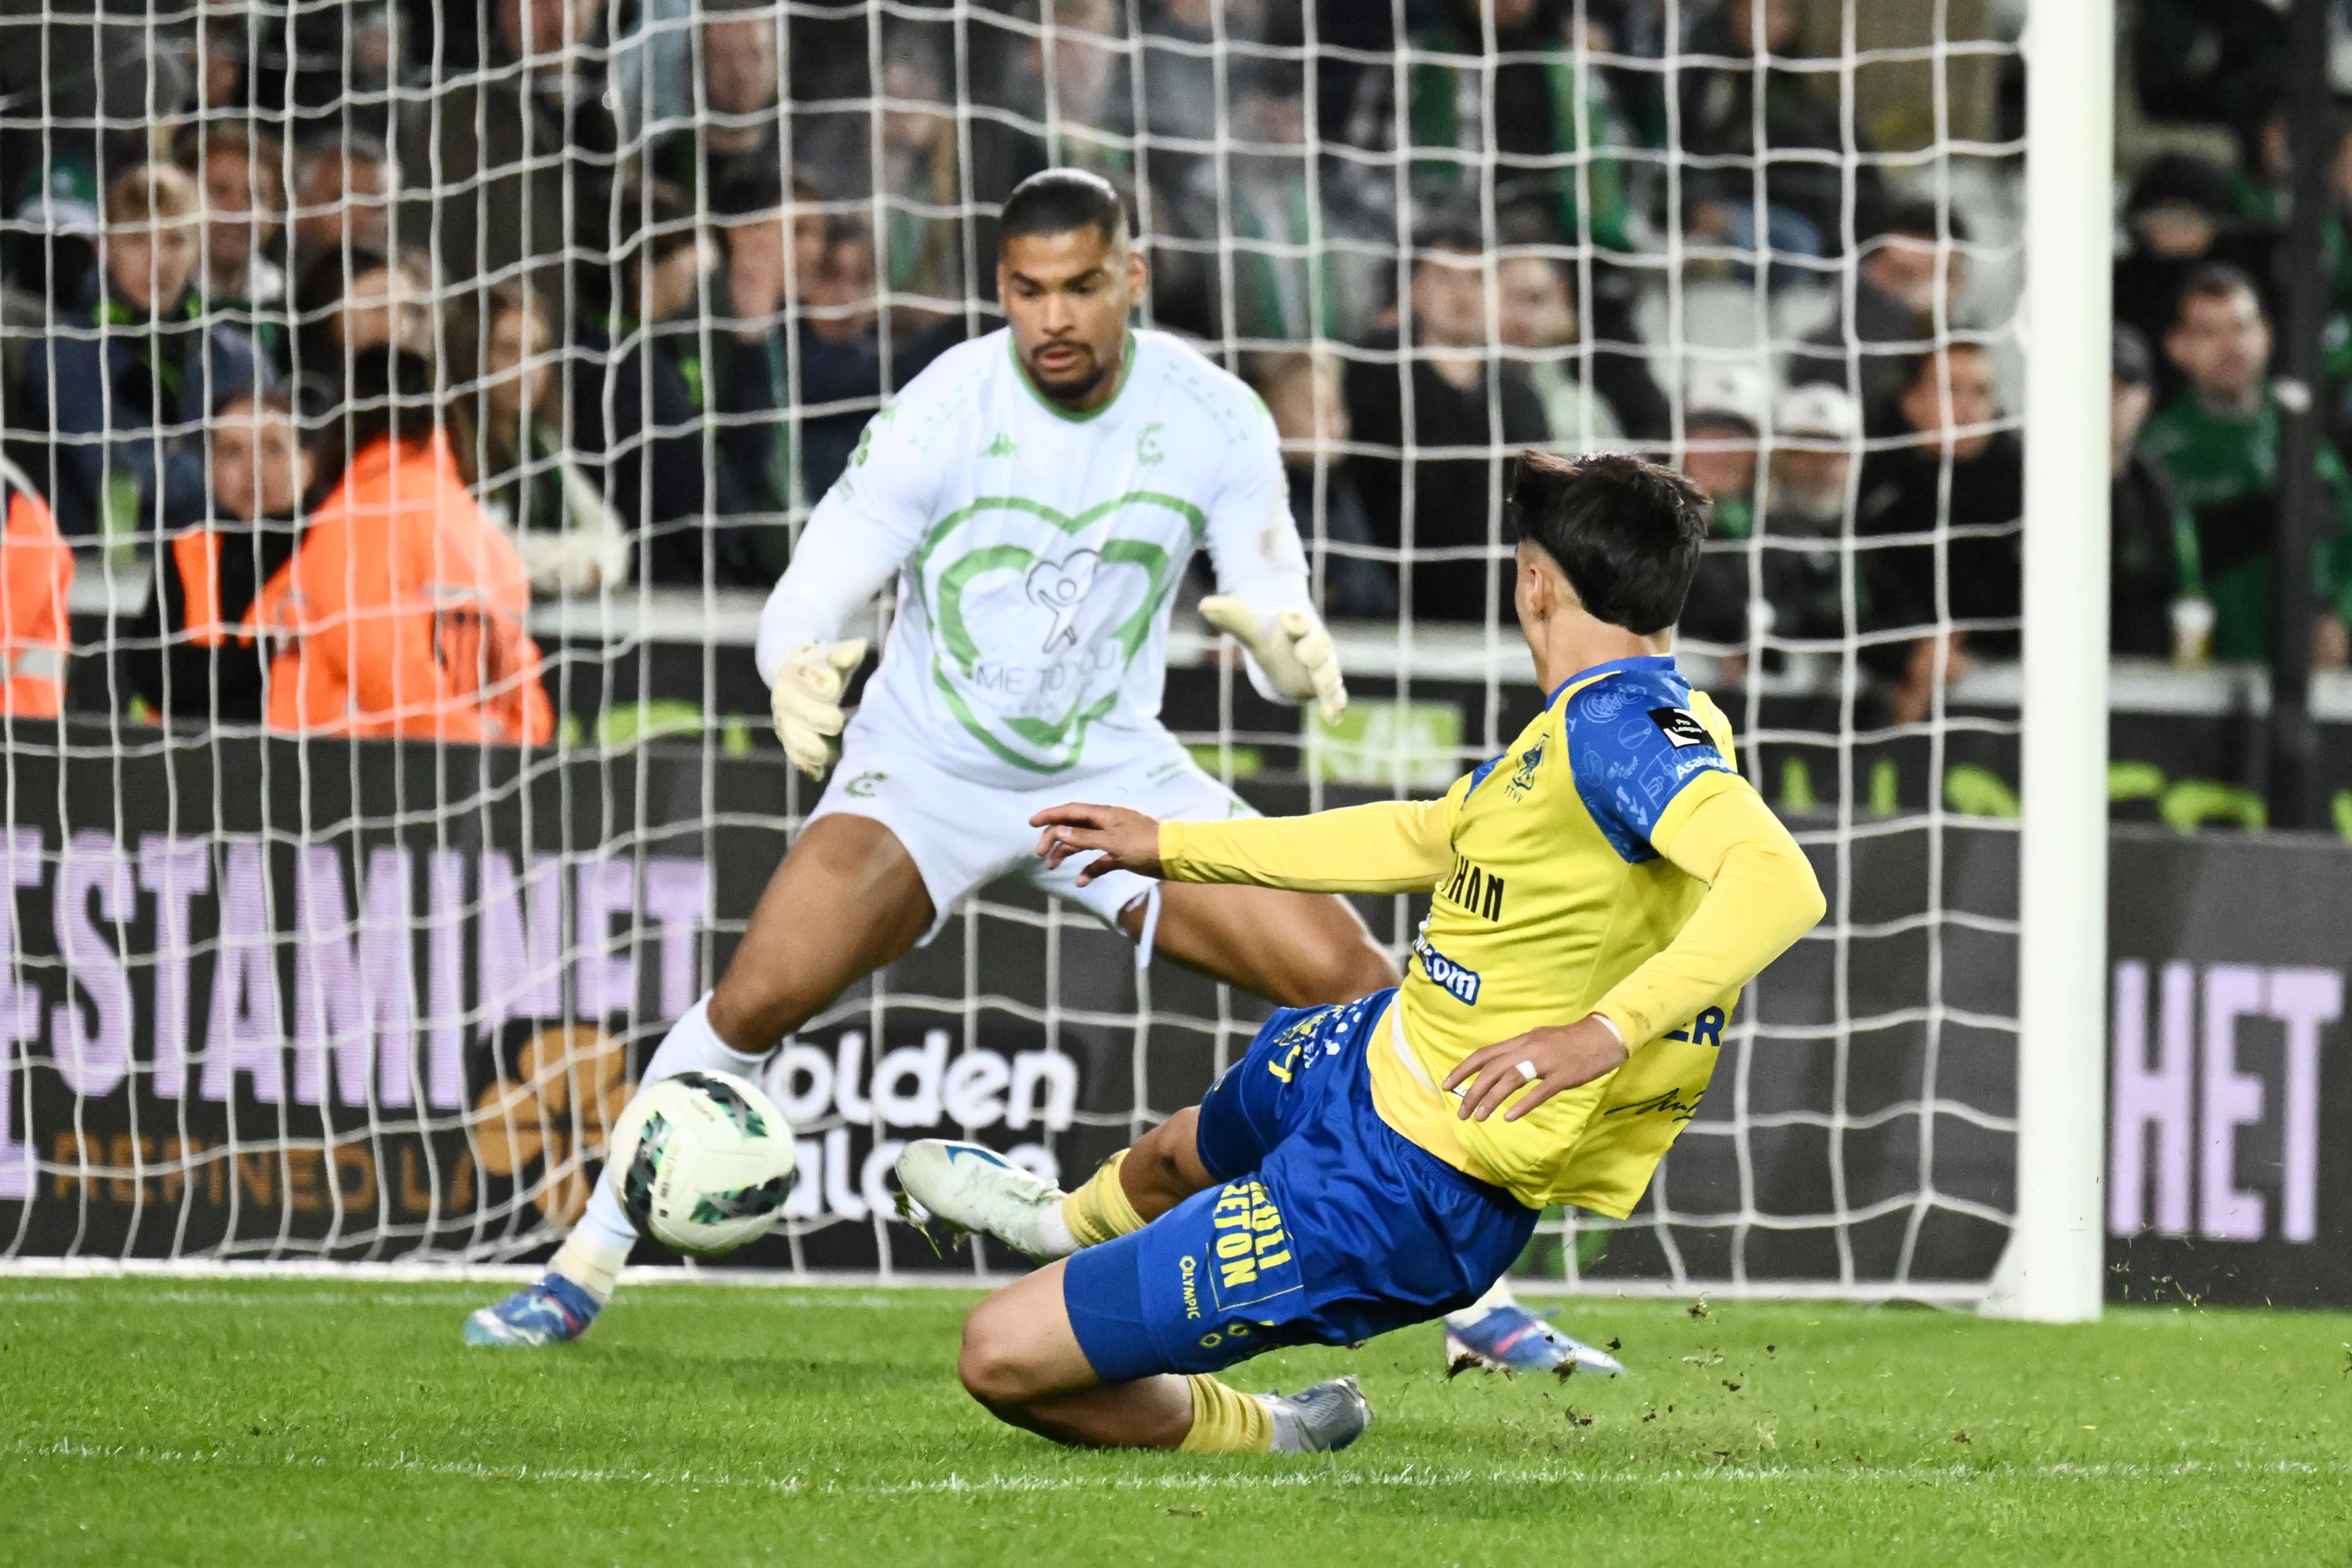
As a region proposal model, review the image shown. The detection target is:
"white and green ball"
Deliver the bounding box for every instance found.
[601,1070,798,1257]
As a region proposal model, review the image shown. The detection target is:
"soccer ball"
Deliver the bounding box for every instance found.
[601,1071,798,1257]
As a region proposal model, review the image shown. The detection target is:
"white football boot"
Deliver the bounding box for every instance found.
[1264,1376,1373,1453]
[894,1139,1073,1259]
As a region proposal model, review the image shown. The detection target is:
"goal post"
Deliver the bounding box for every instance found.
[1985,0,2113,1325]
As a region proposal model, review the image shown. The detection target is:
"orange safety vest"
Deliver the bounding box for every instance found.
[252,432,555,745]
[0,481,72,718]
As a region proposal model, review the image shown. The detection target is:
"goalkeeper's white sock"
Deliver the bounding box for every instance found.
[1444,1274,1518,1330]
[565,994,774,1280]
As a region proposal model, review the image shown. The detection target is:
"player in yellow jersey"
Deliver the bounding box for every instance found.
[897,452,1825,1453]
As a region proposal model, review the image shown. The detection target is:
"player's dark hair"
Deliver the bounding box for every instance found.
[2174,259,2263,328]
[999,168,1129,249]
[1507,451,1709,635]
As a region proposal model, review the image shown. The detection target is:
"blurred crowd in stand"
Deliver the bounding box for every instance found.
[0,0,2329,741]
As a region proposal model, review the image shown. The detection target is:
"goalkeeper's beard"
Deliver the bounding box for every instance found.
[1025,342,1113,408]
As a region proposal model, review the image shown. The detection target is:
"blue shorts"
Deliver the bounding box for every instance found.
[1063,989,1538,1382]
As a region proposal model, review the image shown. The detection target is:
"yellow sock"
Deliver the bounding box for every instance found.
[1059,1149,1145,1249]
[1177,1374,1272,1453]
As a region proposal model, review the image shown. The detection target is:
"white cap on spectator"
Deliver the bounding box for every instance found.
[1683,362,1770,429]
[1775,383,1861,442]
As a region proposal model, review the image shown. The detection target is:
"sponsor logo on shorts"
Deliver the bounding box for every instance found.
[1206,1178,1299,1313]
[1180,1253,1200,1319]
[1413,933,1482,1005]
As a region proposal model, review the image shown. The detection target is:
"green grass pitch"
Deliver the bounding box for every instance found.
[1,1276,2346,1565]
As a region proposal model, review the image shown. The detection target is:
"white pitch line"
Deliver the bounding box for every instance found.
[4,1438,2341,1496]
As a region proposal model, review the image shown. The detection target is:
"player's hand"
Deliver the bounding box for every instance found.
[769,638,867,778]
[1199,596,1348,725]
[1030,802,1164,885]
[1444,1017,1629,1124]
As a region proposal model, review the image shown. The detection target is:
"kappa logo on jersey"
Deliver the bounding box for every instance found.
[982,431,1016,458]
[1649,707,1713,749]
[1413,932,1482,1005]
[1025,550,1101,651]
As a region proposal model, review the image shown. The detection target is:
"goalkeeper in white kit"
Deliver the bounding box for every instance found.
[464,170,1604,1374]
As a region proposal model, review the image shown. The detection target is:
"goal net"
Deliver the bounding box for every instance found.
[0,0,2044,1301]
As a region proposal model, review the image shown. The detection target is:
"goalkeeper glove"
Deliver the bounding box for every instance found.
[769,638,867,777]
[1198,597,1348,725]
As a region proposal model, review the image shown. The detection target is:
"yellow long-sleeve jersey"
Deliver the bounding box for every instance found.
[1159,655,1825,1214]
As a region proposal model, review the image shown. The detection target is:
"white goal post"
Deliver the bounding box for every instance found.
[1985,0,2112,1324]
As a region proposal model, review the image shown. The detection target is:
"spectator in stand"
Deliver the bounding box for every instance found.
[1674,363,1769,652]
[1856,342,2024,725]
[2141,262,2352,668]
[292,246,435,390]
[793,211,891,506]
[1679,0,1877,277]
[874,35,968,312]
[122,388,305,721]
[1342,0,1634,258]
[1342,223,1549,624]
[970,0,1133,242]
[391,0,619,297]
[1498,252,1625,452]
[708,164,820,557]
[450,280,630,598]
[287,134,394,287]
[1251,350,1395,620]
[1167,63,1383,345]
[1755,382,1862,652]
[0,456,74,718]
[2112,155,2267,408]
[25,163,259,543]
[578,178,754,585]
[1788,201,1972,413]
[253,346,554,744]
[2109,324,2203,661]
[174,121,290,371]
[655,0,782,204]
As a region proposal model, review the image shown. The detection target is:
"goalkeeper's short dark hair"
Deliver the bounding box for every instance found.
[999,168,1130,248]
[1507,451,1709,635]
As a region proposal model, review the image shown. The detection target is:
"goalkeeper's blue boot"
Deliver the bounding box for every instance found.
[461,1273,602,1347]
[1444,1303,1626,1377]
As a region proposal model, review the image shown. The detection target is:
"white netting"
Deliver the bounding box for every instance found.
[0,0,2028,1295]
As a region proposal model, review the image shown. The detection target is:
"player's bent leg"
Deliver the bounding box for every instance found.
[959,1256,1371,1453]
[464,815,934,1348]
[898,1107,1215,1263]
[1126,881,1395,1008]
[957,1261,1196,1449]
[704,813,935,1050]
[1442,1276,1628,1378]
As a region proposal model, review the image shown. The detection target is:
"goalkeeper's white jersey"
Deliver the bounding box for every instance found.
[790,327,1308,789]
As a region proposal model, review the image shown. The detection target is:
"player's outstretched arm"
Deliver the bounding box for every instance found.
[1033,796,1453,894]
[1033,803,1165,884]
[1444,778,1825,1124]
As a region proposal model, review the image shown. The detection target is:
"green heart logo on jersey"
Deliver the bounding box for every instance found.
[913,492,1206,773]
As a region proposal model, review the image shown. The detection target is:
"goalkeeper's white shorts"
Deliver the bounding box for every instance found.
[805,720,1253,943]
